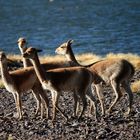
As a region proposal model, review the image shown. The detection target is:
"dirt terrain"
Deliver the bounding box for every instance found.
[0,69,140,140]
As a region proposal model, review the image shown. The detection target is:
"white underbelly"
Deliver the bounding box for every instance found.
[4,83,17,93]
[42,81,73,93]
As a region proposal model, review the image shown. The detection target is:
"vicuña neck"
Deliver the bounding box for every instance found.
[19,46,32,67]
[0,61,13,85]
[23,57,32,67]
[30,54,47,84]
[65,47,81,67]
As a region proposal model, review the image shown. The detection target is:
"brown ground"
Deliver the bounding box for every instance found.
[0,69,140,140]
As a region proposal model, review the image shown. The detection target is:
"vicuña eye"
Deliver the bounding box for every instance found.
[62,46,66,48]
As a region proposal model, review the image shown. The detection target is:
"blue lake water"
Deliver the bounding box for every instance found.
[0,0,140,56]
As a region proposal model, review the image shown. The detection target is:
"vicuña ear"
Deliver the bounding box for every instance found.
[67,40,73,47]
[67,40,74,45]
[36,49,42,52]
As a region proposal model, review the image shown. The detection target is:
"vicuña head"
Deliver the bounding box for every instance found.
[55,40,80,67]
[17,37,27,54]
[23,47,42,59]
[55,40,73,55]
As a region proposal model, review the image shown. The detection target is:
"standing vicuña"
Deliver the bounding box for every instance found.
[55,40,135,115]
[23,47,98,121]
[0,51,50,119]
[17,37,50,118]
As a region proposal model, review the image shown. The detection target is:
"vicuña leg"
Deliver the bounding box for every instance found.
[94,84,105,115]
[107,79,122,113]
[32,83,50,119]
[15,92,22,120]
[86,87,98,121]
[73,93,79,117]
[31,88,42,117]
[51,91,67,121]
[77,90,87,120]
[121,81,133,115]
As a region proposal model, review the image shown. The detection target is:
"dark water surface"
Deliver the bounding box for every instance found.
[0,0,139,56]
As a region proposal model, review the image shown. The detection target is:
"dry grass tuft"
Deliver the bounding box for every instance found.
[76,53,102,65]
[7,54,21,62]
[39,55,65,63]
[131,80,140,93]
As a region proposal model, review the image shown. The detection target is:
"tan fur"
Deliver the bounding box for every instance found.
[10,68,37,92]
[23,47,98,121]
[56,40,135,115]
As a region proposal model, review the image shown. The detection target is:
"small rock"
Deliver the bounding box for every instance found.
[28,131,34,135]
[128,121,135,126]
[8,134,16,140]
[96,129,107,139]
[0,112,4,116]
[5,112,13,117]
[71,122,79,127]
